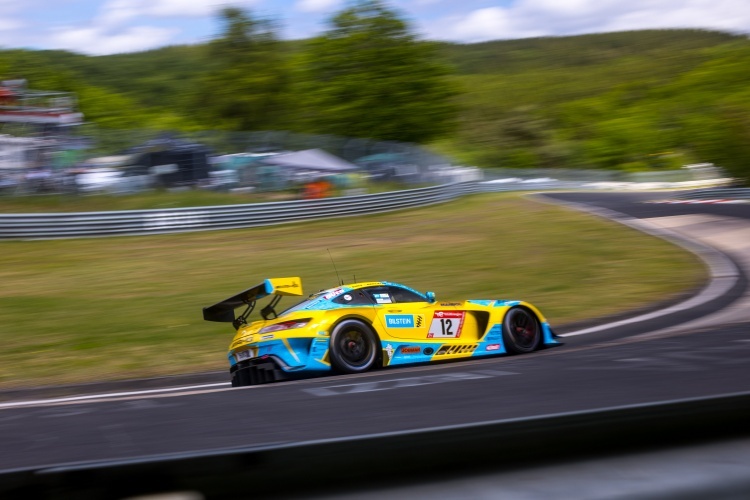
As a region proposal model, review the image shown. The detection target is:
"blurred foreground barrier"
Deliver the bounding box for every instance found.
[0,181,482,240]
[1,391,749,498]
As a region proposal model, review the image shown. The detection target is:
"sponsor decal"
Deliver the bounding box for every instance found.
[400,346,421,354]
[427,311,466,338]
[373,292,392,304]
[423,347,434,355]
[385,344,395,362]
[484,324,503,341]
[275,282,299,289]
[343,294,352,301]
[440,302,461,306]
[261,334,274,340]
[415,315,424,328]
[323,288,345,300]
[235,348,257,362]
[385,314,415,328]
[485,344,501,351]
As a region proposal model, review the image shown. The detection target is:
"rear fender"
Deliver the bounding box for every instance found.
[328,314,384,366]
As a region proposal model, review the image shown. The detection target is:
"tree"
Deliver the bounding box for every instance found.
[191,7,290,131]
[297,0,459,143]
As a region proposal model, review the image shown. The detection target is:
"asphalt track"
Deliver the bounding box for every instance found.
[1,191,749,496]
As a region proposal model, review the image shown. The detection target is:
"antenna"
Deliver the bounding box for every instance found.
[327,249,343,285]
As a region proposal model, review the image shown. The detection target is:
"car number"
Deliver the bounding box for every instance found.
[427,311,466,338]
[235,348,257,362]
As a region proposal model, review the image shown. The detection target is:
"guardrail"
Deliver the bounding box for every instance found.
[0,182,482,240]
[3,182,746,240]
[674,188,750,200]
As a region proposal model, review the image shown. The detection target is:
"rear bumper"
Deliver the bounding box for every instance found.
[230,358,289,386]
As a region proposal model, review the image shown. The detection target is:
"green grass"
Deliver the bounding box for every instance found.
[0,193,705,388]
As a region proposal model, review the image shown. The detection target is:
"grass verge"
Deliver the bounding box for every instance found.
[0,193,705,388]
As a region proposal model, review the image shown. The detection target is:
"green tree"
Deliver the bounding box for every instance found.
[298,0,459,142]
[191,7,290,131]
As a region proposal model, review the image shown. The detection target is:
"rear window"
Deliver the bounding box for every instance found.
[332,290,374,305]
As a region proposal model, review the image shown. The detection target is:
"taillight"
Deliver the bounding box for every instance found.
[259,319,311,333]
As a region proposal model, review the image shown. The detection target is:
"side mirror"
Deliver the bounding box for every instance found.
[426,291,436,304]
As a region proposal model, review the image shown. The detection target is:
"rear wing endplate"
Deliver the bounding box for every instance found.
[203,277,302,323]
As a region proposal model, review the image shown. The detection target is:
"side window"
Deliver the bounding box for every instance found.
[363,287,394,305]
[332,290,374,305]
[388,286,426,303]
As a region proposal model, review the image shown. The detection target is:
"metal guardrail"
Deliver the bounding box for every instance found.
[0,181,482,240]
[674,188,750,200]
[3,183,746,240]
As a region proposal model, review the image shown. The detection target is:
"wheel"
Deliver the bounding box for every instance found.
[329,319,379,373]
[502,307,541,354]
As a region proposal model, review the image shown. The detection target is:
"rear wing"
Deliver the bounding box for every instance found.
[203,277,303,323]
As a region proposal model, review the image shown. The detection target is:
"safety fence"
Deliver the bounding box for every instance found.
[674,188,750,200]
[0,181,482,240]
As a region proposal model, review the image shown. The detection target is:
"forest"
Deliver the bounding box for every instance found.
[1,0,749,183]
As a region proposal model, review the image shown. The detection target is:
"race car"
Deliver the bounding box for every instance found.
[203,277,560,387]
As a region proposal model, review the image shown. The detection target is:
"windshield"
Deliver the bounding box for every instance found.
[277,290,328,317]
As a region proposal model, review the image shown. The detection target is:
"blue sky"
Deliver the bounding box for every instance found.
[3,0,749,55]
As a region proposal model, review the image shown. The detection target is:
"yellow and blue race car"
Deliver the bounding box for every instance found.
[203,277,560,386]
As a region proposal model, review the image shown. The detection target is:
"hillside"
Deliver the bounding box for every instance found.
[1,29,749,180]
[435,30,750,178]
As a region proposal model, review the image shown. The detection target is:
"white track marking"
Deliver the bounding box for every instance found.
[303,370,517,397]
[0,382,229,409]
[560,275,736,337]
[532,198,743,338]
[5,200,748,409]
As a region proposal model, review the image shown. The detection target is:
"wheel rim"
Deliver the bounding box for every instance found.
[338,329,371,367]
[508,309,539,350]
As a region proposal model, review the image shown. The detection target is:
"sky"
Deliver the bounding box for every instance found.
[2,0,749,56]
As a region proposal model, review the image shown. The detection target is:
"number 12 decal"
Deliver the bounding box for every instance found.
[427,311,466,338]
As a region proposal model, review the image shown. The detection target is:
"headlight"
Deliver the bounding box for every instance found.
[259,319,311,333]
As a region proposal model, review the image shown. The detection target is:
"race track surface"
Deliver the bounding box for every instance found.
[2,190,749,477]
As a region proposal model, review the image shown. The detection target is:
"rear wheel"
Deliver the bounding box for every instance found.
[329,319,379,373]
[502,307,541,354]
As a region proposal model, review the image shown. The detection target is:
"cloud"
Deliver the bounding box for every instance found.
[0,0,26,33]
[96,0,141,28]
[422,6,541,42]
[0,17,23,32]
[294,0,344,14]
[423,0,750,43]
[96,0,263,24]
[43,0,264,55]
[444,7,523,42]
[51,25,179,55]
[146,0,261,17]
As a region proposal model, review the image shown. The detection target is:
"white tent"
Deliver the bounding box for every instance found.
[261,148,357,172]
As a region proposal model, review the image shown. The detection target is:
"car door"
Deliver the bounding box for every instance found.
[368,285,434,341]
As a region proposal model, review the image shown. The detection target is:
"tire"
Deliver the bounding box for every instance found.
[502,307,541,354]
[329,319,379,373]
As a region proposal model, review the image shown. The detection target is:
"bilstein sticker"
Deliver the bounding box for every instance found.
[385,314,414,328]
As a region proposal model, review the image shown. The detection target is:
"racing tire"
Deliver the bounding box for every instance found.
[329,319,379,373]
[502,307,541,354]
